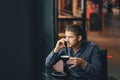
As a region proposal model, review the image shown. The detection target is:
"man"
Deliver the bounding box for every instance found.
[45,24,102,80]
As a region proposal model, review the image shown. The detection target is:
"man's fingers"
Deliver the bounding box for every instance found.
[67,57,78,64]
[69,57,76,59]
[68,64,76,69]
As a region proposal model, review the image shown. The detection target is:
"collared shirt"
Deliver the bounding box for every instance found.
[45,41,102,80]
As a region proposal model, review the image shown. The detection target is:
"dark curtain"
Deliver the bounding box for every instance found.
[0,0,54,80]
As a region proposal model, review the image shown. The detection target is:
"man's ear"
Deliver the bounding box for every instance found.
[78,35,82,41]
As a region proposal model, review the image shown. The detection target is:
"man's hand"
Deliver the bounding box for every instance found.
[67,57,87,69]
[54,38,66,53]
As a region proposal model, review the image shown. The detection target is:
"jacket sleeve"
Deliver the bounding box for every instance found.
[84,45,102,79]
[45,49,65,68]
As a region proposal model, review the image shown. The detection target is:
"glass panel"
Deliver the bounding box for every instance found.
[57,0,85,39]
[58,0,83,19]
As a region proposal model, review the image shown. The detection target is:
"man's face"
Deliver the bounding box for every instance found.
[65,31,81,48]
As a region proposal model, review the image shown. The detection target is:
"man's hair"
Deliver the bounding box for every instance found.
[65,24,83,37]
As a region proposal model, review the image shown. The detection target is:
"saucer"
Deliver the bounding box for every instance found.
[52,71,66,77]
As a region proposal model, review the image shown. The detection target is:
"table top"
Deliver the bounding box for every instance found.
[42,68,70,80]
[42,68,95,80]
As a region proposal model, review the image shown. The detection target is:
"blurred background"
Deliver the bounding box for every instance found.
[0,0,120,80]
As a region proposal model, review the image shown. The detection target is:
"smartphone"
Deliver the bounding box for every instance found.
[64,41,68,54]
[64,41,67,47]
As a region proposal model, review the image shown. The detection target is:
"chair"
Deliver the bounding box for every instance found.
[100,49,108,80]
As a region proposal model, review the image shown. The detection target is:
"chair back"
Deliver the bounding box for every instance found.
[100,49,108,80]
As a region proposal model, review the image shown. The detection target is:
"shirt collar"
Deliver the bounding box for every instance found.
[70,40,86,52]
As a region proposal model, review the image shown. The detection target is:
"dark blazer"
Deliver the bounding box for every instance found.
[45,41,102,80]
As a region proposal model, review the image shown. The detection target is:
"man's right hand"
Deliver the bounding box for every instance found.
[54,38,66,53]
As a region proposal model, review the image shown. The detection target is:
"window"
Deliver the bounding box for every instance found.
[56,0,86,40]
